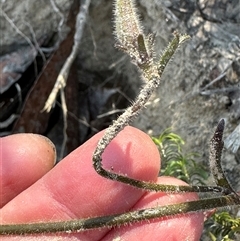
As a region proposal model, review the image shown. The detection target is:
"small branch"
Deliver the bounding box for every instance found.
[59,89,68,159]
[200,86,239,95]
[23,21,46,63]
[200,72,226,92]
[49,0,66,41]
[42,0,91,112]
[1,10,36,53]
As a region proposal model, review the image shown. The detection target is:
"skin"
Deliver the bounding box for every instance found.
[0,127,204,240]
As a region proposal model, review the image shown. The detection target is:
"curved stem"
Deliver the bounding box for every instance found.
[92,34,230,196]
[1,0,239,236]
[1,194,239,235]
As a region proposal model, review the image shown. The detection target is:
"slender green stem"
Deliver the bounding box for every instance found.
[209,119,236,193]
[92,34,231,196]
[1,193,239,235]
[1,0,239,237]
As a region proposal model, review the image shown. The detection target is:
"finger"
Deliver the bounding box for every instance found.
[1,127,160,240]
[0,134,56,207]
[103,177,204,241]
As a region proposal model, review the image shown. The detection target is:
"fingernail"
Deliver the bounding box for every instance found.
[34,134,57,165]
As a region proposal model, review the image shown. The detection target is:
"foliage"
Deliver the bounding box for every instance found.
[152,128,208,185]
[205,211,240,241]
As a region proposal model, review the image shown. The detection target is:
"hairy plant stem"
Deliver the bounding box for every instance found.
[0,0,239,236]
[1,194,239,235]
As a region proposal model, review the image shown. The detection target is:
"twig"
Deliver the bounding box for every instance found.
[49,0,66,41]
[200,86,239,95]
[59,89,68,159]
[0,114,19,129]
[40,0,67,54]
[1,10,36,54]
[23,21,46,63]
[97,109,125,118]
[42,0,91,113]
[200,72,226,91]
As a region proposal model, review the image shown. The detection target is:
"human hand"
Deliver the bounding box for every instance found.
[0,127,204,240]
